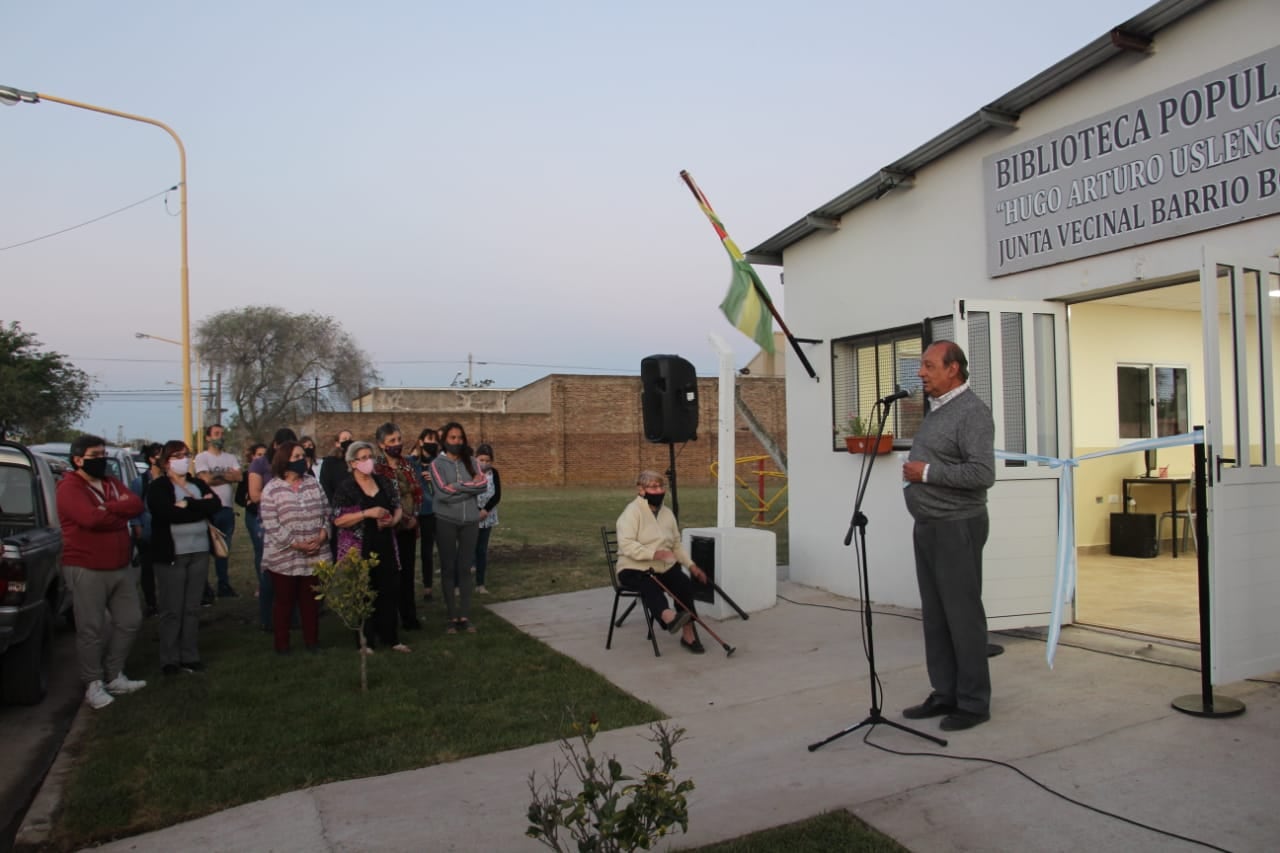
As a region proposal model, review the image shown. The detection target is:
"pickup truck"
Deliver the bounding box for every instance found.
[0,441,64,705]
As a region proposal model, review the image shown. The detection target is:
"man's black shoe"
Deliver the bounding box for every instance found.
[902,697,956,719]
[939,710,990,731]
[180,660,206,673]
[680,637,706,654]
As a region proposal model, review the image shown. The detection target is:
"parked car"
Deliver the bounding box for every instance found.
[32,453,72,481]
[0,440,64,705]
[27,443,137,487]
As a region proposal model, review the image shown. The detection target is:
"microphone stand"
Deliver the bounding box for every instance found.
[809,394,947,751]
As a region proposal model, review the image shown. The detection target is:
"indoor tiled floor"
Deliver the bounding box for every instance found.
[1075,545,1200,642]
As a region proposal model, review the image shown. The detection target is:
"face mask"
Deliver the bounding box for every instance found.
[422,443,438,456]
[354,458,375,475]
[287,459,309,476]
[81,457,109,479]
[478,461,491,472]
[210,439,225,450]
[644,491,665,509]
[340,440,353,453]
[383,445,403,458]
[303,446,316,458]
[170,458,191,476]
[445,443,464,455]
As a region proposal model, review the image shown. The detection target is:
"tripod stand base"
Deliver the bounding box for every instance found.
[1171,693,1245,718]
[808,709,948,751]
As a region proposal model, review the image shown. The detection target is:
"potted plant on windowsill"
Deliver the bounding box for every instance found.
[840,412,893,455]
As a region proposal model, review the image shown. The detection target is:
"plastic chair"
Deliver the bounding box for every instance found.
[602,526,660,656]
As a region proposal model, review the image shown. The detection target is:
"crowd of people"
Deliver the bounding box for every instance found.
[52,338,996,733]
[55,421,503,709]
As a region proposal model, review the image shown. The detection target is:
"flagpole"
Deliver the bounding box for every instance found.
[679,170,818,381]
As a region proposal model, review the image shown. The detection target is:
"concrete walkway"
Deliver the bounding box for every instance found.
[79,582,1279,852]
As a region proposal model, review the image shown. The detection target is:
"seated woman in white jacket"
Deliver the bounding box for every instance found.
[614,470,709,654]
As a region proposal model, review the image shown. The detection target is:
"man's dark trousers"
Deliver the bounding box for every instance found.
[912,512,991,715]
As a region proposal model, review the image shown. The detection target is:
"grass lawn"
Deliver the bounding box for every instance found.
[45,484,791,851]
[684,810,910,852]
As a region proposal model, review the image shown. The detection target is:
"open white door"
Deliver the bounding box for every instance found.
[946,300,1070,630]
[1199,253,1280,683]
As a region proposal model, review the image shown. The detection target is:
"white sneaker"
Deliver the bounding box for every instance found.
[475,585,489,594]
[105,673,147,695]
[85,680,114,709]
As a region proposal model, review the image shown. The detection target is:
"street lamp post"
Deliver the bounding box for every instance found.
[136,332,202,450]
[2,83,193,444]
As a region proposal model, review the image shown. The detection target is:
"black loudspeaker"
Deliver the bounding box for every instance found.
[1109,512,1158,558]
[640,354,698,443]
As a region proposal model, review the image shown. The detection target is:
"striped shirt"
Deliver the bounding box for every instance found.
[260,475,329,576]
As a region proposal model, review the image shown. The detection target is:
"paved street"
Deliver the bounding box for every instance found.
[0,630,81,853]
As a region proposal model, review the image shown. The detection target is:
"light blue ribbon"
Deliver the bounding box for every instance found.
[994,430,1203,667]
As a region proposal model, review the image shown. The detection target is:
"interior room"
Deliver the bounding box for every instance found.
[1069,273,1280,643]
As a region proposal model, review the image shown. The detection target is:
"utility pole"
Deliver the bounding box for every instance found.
[313,376,320,414]
[467,353,474,387]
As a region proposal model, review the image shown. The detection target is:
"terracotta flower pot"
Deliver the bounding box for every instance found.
[845,435,894,455]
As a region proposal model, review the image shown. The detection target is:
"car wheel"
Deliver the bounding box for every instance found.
[0,607,52,706]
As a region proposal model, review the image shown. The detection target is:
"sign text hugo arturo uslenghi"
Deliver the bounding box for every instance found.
[984,49,1280,276]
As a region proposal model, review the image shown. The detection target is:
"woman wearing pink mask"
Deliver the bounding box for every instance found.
[145,440,222,675]
[332,441,409,653]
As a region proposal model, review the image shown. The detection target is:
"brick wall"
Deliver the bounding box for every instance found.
[297,374,786,487]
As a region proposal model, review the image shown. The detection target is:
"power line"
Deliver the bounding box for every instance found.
[375,358,637,372]
[0,185,179,252]
[72,356,179,363]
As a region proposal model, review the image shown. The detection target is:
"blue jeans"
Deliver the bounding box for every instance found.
[210,505,236,593]
[244,509,272,630]
[475,526,493,586]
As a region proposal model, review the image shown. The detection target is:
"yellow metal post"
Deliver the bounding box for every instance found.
[32,93,192,445]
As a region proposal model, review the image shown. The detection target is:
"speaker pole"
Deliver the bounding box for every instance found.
[666,441,680,521]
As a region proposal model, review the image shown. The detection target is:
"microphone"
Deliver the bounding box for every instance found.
[878,387,913,404]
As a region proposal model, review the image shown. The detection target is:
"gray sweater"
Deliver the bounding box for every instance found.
[428,454,486,525]
[903,388,996,522]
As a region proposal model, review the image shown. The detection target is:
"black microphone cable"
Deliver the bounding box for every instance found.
[773,597,1237,851]
[859,728,1235,853]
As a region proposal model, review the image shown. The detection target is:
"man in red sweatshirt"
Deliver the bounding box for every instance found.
[56,434,147,709]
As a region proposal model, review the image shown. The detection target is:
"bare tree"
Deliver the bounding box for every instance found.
[196,306,379,440]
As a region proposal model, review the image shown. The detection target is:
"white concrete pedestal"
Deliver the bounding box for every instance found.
[682,527,777,620]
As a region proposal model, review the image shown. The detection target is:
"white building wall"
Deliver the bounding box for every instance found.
[781,0,1280,605]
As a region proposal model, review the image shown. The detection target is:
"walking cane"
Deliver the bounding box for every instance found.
[648,570,737,657]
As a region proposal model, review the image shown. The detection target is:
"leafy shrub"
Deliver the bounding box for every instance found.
[527,714,694,852]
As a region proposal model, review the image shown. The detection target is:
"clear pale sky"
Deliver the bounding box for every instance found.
[1,0,1154,442]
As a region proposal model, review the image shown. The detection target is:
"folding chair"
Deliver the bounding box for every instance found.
[1158,487,1197,556]
[602,526,661,656]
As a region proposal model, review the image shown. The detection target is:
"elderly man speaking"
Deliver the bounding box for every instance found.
[900,340,996,732]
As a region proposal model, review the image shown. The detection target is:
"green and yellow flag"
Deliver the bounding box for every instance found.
[681,171,775,353]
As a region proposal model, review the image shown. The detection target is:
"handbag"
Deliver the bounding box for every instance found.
[208,523,229,558]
